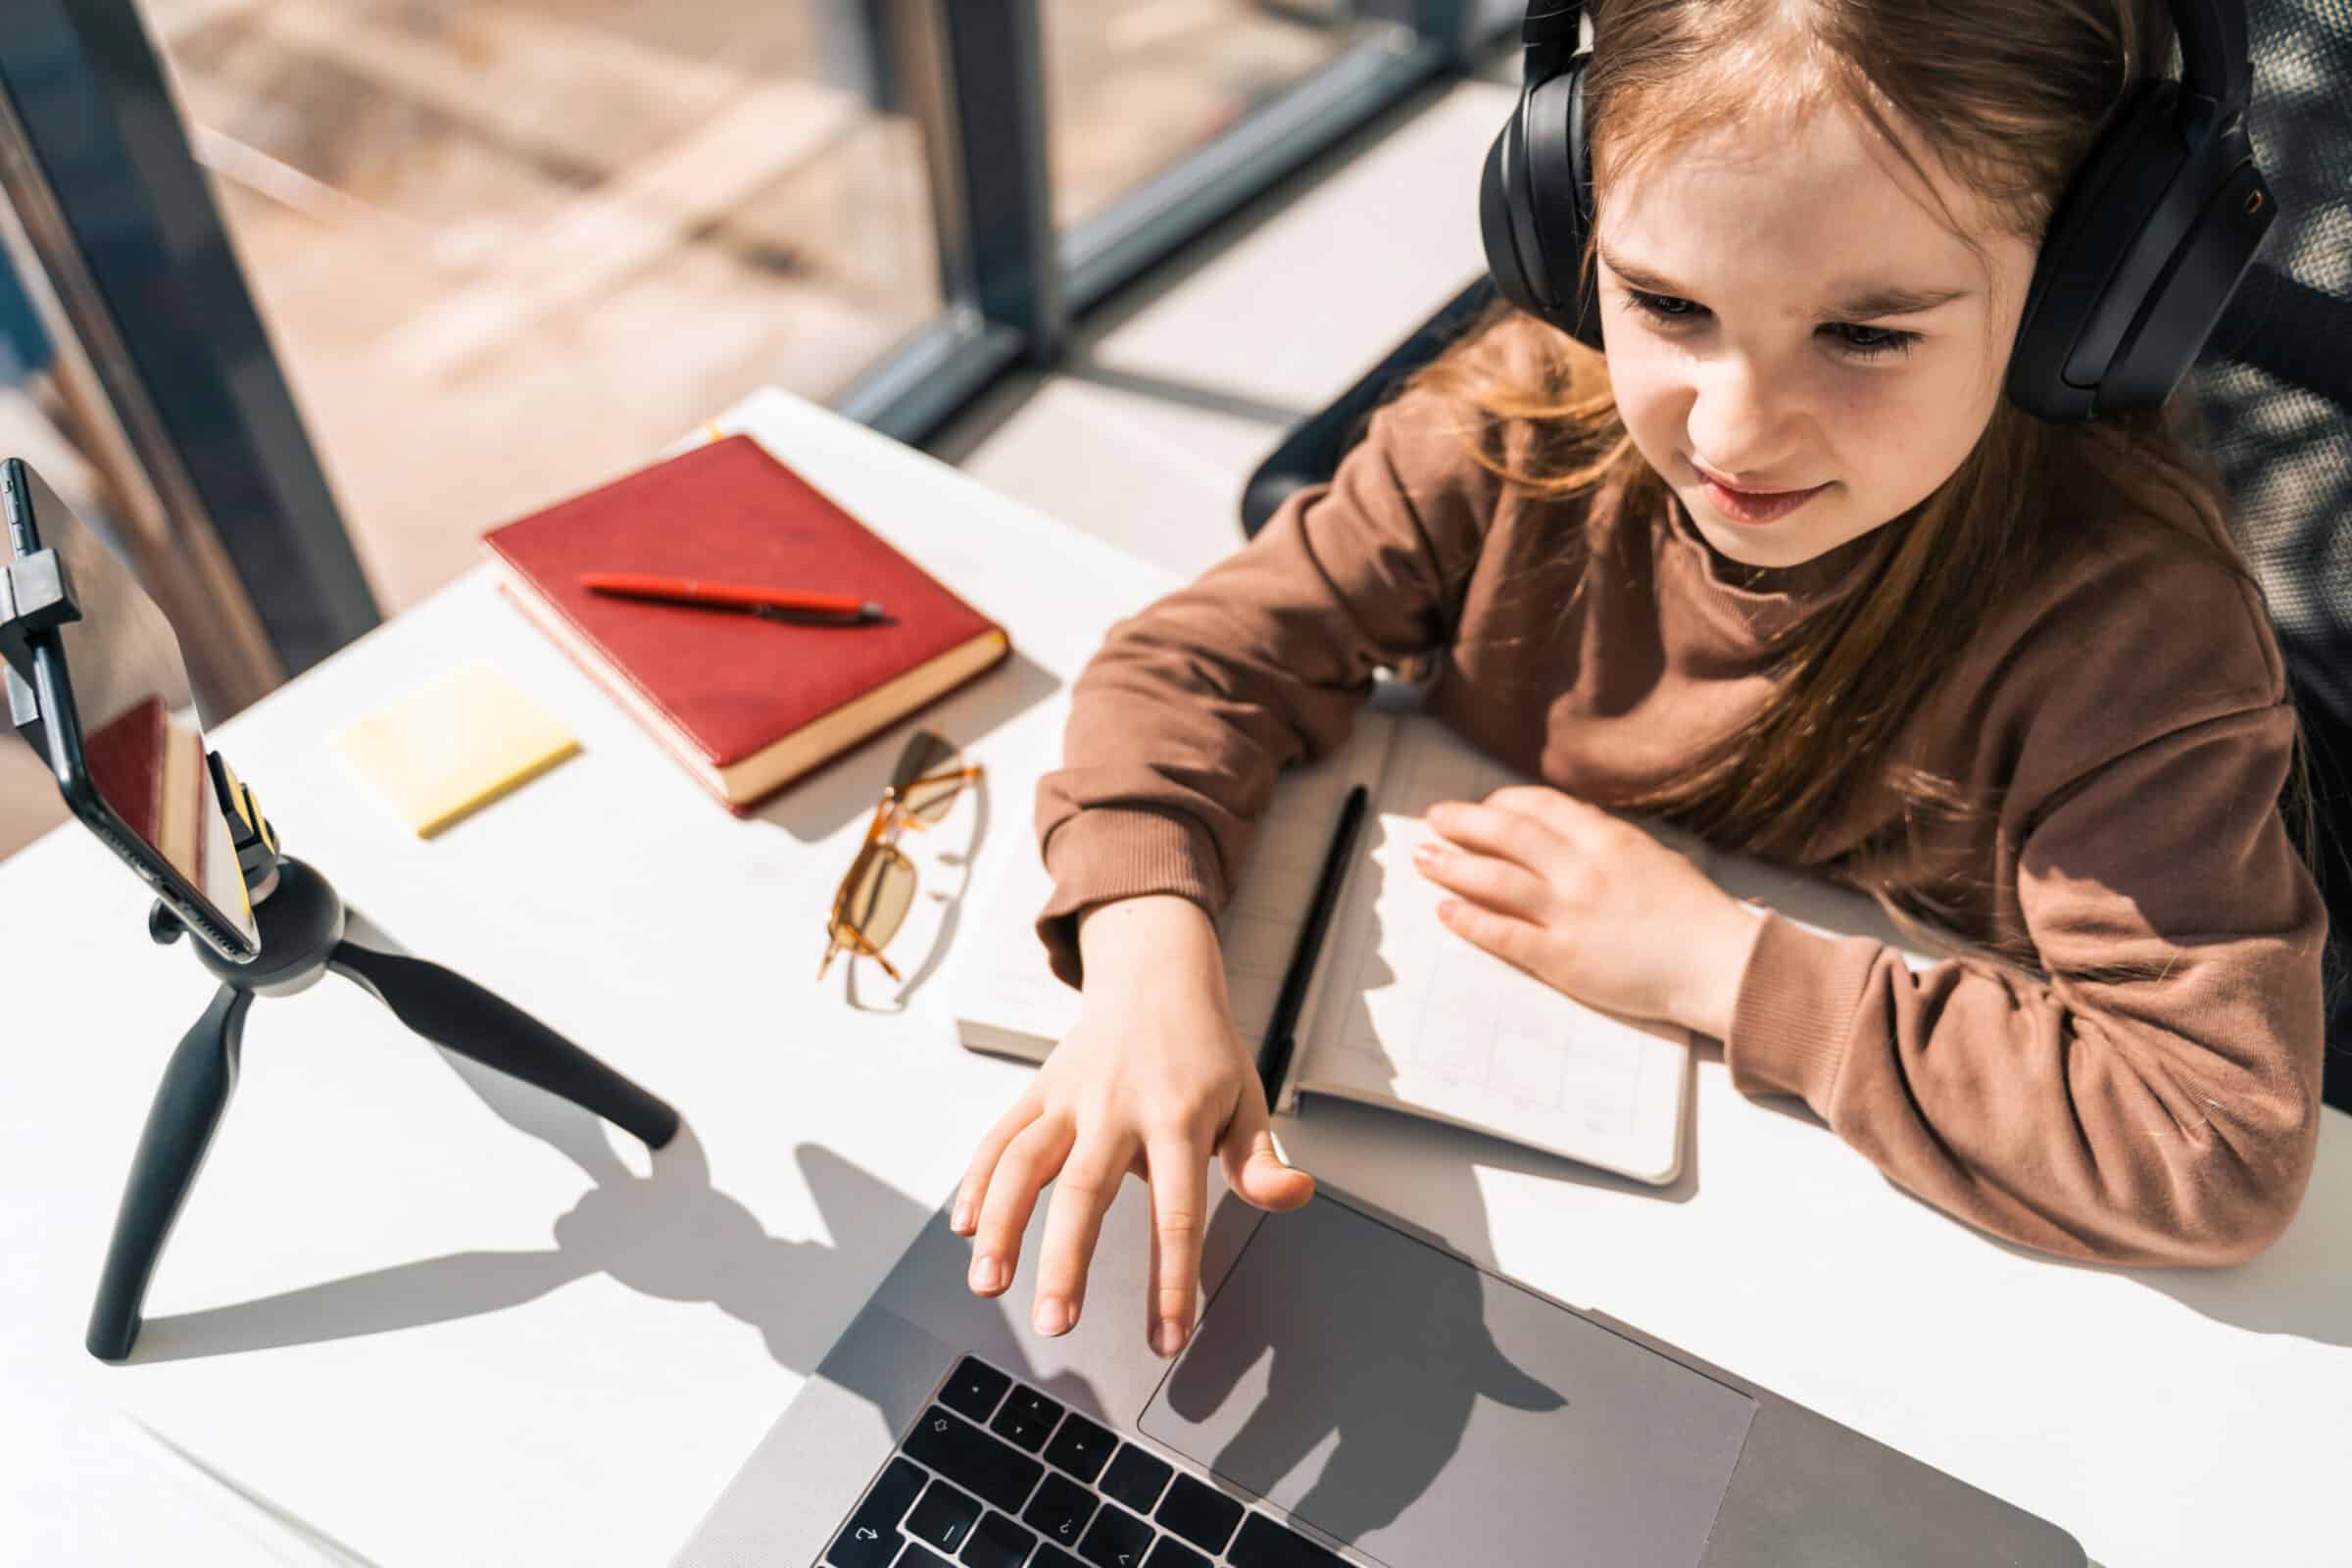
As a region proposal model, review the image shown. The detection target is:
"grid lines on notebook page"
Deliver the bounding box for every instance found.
[1285,721,1696,1182]
[825,1353,1350,1568]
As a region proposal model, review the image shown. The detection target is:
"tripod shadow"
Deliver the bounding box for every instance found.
[132,934,928,1365]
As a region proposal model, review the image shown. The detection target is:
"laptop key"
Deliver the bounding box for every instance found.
[1097,1445,1173,1516]
[894,1549,953,1568]
[1032,1548,1086,1568]
[1142,1538,1210,1568]
[903,1406,1045,1514]
[1022,1472,1099,1549]
[990,1386,1064,1452]
[959,1509,1037,1568]
[1154,1473,1243,1555]
[1227,1514,1349,1568]
[1003,1385,1063,1425]
[1043,1411,1117,1484]
[852,1456,926,1530]
[828,1520,903,1568]
[940,1357,1012,1424]
[906,1479,984,1555]
[830,1456,928,1567]
[1076,1500,1156,1568]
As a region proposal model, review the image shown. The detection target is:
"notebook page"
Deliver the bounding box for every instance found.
[1293,720,1696,1184]
[951,712,1397,1061]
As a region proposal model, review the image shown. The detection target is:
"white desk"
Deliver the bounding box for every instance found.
[2,389,2346,1568]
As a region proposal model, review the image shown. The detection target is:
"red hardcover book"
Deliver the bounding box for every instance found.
[482,434,1010,812]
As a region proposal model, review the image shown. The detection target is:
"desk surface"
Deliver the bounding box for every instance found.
[2,389,2346,1568]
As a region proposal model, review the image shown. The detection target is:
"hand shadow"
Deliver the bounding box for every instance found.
[130,917,929,1366]
[1165,1200,1565,1546]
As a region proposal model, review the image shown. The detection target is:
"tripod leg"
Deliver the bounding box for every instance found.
[327,941,679,1152]
[87,985,252,1361]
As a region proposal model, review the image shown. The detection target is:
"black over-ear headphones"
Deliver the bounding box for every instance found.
[1478,0,2278,422]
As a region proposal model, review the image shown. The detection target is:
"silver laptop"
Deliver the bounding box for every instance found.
[673,1176,2084,1568]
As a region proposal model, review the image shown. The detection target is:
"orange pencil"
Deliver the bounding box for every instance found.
[580,573,884,623]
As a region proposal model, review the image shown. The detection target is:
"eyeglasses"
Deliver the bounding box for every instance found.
[819,729,983,982]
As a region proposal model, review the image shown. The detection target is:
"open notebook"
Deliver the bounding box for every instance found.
[953,715,1729,1186]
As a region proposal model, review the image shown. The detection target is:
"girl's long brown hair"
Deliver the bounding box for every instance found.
[1416,0,2315,968]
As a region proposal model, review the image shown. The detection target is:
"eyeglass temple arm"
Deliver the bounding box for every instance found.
[887,764,985,832]
[889,762,985,797]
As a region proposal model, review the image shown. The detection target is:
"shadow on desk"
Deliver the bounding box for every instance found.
[2110,1111,2351,1349]
[127,1040,927,1369]
[1741,1050,2352,1350]
[753,649,1059,845]
[1707,854,2352,1348]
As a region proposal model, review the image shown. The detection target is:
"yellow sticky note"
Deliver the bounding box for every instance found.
[333,662,580,838]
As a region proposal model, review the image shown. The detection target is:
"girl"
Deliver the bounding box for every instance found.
[955,0,2327,1359]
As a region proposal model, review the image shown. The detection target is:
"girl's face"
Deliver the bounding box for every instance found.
[1596,100,2038,570]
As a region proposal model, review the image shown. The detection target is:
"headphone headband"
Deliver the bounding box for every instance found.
[2171,0,2251,118]
[1521,1,1581,47]
[1518,1,2243,112]
[1488,0,2275,420]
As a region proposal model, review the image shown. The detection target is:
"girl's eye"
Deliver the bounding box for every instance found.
[1624,289,1701,323]
[1829,322,1921,362]
[1620,289,1920,362]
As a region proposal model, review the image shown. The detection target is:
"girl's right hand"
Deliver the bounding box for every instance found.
[951,894,1315,1358]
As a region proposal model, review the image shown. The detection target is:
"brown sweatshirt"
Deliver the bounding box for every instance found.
[1032,379,2326,1267]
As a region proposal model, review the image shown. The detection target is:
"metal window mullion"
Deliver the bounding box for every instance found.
[0,0,378,679]
[1411,0,1480,65]
[832,309,1025,445]
[928,0,1064,362]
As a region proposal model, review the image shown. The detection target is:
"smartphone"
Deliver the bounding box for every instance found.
[2,459,259,961]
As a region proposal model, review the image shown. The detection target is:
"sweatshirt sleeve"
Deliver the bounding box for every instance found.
[1726,699,2328,1265]
[1032,389,1505,988]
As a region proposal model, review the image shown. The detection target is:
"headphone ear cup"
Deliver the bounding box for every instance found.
[1481,111,1551,324]
[2007,79,2272,422]
[1519,63,1604,348]
[2009,84,2180,421]
[1562,62,1601,351]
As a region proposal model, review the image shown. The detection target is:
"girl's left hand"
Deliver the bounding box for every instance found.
[1413,786,1765,1040]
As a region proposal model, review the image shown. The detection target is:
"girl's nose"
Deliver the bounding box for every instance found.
[1685,358,1798,476]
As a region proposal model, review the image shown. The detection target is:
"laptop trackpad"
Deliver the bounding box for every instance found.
[1139,1198,1755,1568]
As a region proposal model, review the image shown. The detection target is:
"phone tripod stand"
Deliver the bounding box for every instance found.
[87,774,679,1362]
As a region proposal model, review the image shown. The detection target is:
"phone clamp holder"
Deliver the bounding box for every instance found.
[1,547,77,706]
[86,770,681,1362]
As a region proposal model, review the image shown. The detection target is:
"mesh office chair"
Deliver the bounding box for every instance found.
[1239,2,2352,1111]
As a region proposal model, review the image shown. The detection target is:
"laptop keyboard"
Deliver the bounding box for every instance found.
[823,1354,1350,1568]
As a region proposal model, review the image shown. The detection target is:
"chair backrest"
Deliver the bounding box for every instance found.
[2181,0,2350,1110]
[1239,2,2350,1108]
[1239,276,1497,539]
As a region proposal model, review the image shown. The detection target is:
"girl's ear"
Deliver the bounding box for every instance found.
[1480,36,1604,350]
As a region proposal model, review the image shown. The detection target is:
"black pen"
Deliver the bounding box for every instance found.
[1255,783,1370,1108]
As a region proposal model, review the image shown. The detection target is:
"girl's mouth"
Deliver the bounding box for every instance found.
[1695,471,1833,525]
